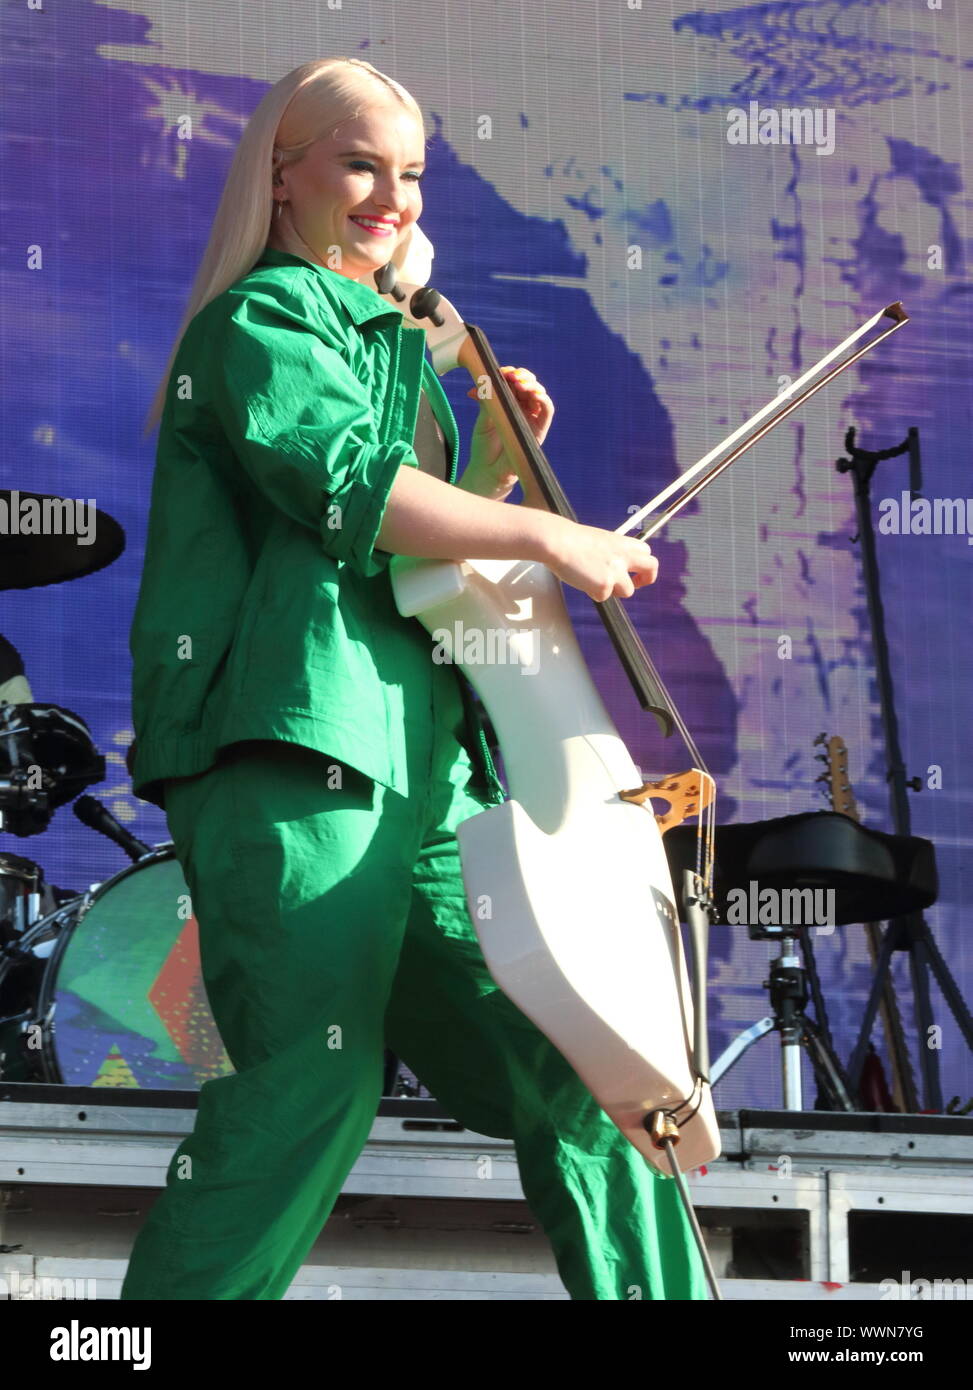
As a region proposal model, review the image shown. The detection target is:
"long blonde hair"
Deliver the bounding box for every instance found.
[142,58,427,437]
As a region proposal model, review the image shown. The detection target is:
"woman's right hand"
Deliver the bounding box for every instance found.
[375,464,659,596]
[535,513,659,601]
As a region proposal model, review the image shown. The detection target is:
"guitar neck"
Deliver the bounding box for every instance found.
[822,736,918,1112]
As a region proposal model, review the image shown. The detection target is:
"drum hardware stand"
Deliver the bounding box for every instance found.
[0,854,44,942]
[836,426,973,1110]
[0,996,57,1083]
[709,919,857,1111]
[0,864,83,1073]
[0,778,49,836]
[0,705,51,837]
[0,714,53,1085]
[0,899,64,1082]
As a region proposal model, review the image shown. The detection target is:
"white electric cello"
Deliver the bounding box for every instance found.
[375,260,908,1286]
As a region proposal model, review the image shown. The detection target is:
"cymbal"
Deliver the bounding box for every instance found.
[0,490,125,589]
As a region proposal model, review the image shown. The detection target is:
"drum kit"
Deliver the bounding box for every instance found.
[0,493,238,1093]
[0,490,428,1101]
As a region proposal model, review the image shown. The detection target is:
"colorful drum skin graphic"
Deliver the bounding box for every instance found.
[0,849,234,1089]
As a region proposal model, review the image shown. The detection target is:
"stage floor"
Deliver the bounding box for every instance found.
[2,1085,971,1300]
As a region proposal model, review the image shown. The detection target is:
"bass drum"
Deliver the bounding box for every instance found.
[0,846,233,1089]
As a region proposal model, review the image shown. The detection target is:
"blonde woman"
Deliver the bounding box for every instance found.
[121,57,704,1301]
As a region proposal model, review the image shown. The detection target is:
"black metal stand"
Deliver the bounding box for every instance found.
[709,923,858,1110]
[837,427,973,1110]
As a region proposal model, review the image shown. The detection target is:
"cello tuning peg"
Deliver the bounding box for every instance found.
[410,286,444,327]
[374,263,406,301]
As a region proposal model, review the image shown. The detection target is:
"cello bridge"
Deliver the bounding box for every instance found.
[618,768,715,833]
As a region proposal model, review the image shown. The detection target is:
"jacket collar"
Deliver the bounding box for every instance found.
[255,245,401,327]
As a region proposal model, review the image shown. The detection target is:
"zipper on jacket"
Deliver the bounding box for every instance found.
[457,671,505,804]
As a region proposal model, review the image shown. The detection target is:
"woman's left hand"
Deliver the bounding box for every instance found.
[458,366,555,500]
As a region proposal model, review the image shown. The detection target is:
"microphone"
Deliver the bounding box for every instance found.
[73,794,150,862]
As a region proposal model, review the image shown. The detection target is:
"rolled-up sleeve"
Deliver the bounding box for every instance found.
[211,289,418,578]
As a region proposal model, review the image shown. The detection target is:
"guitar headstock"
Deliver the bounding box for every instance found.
[814,731,860,822]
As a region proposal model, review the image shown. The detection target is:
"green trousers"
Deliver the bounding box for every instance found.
[119,654,707,1301]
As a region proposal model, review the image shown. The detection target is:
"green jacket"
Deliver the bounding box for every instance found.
[129,245,504,810]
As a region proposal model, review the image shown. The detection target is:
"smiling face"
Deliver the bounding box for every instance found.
[269,102,425,281]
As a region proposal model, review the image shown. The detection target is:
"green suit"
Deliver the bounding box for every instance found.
[120,247,707,1300]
